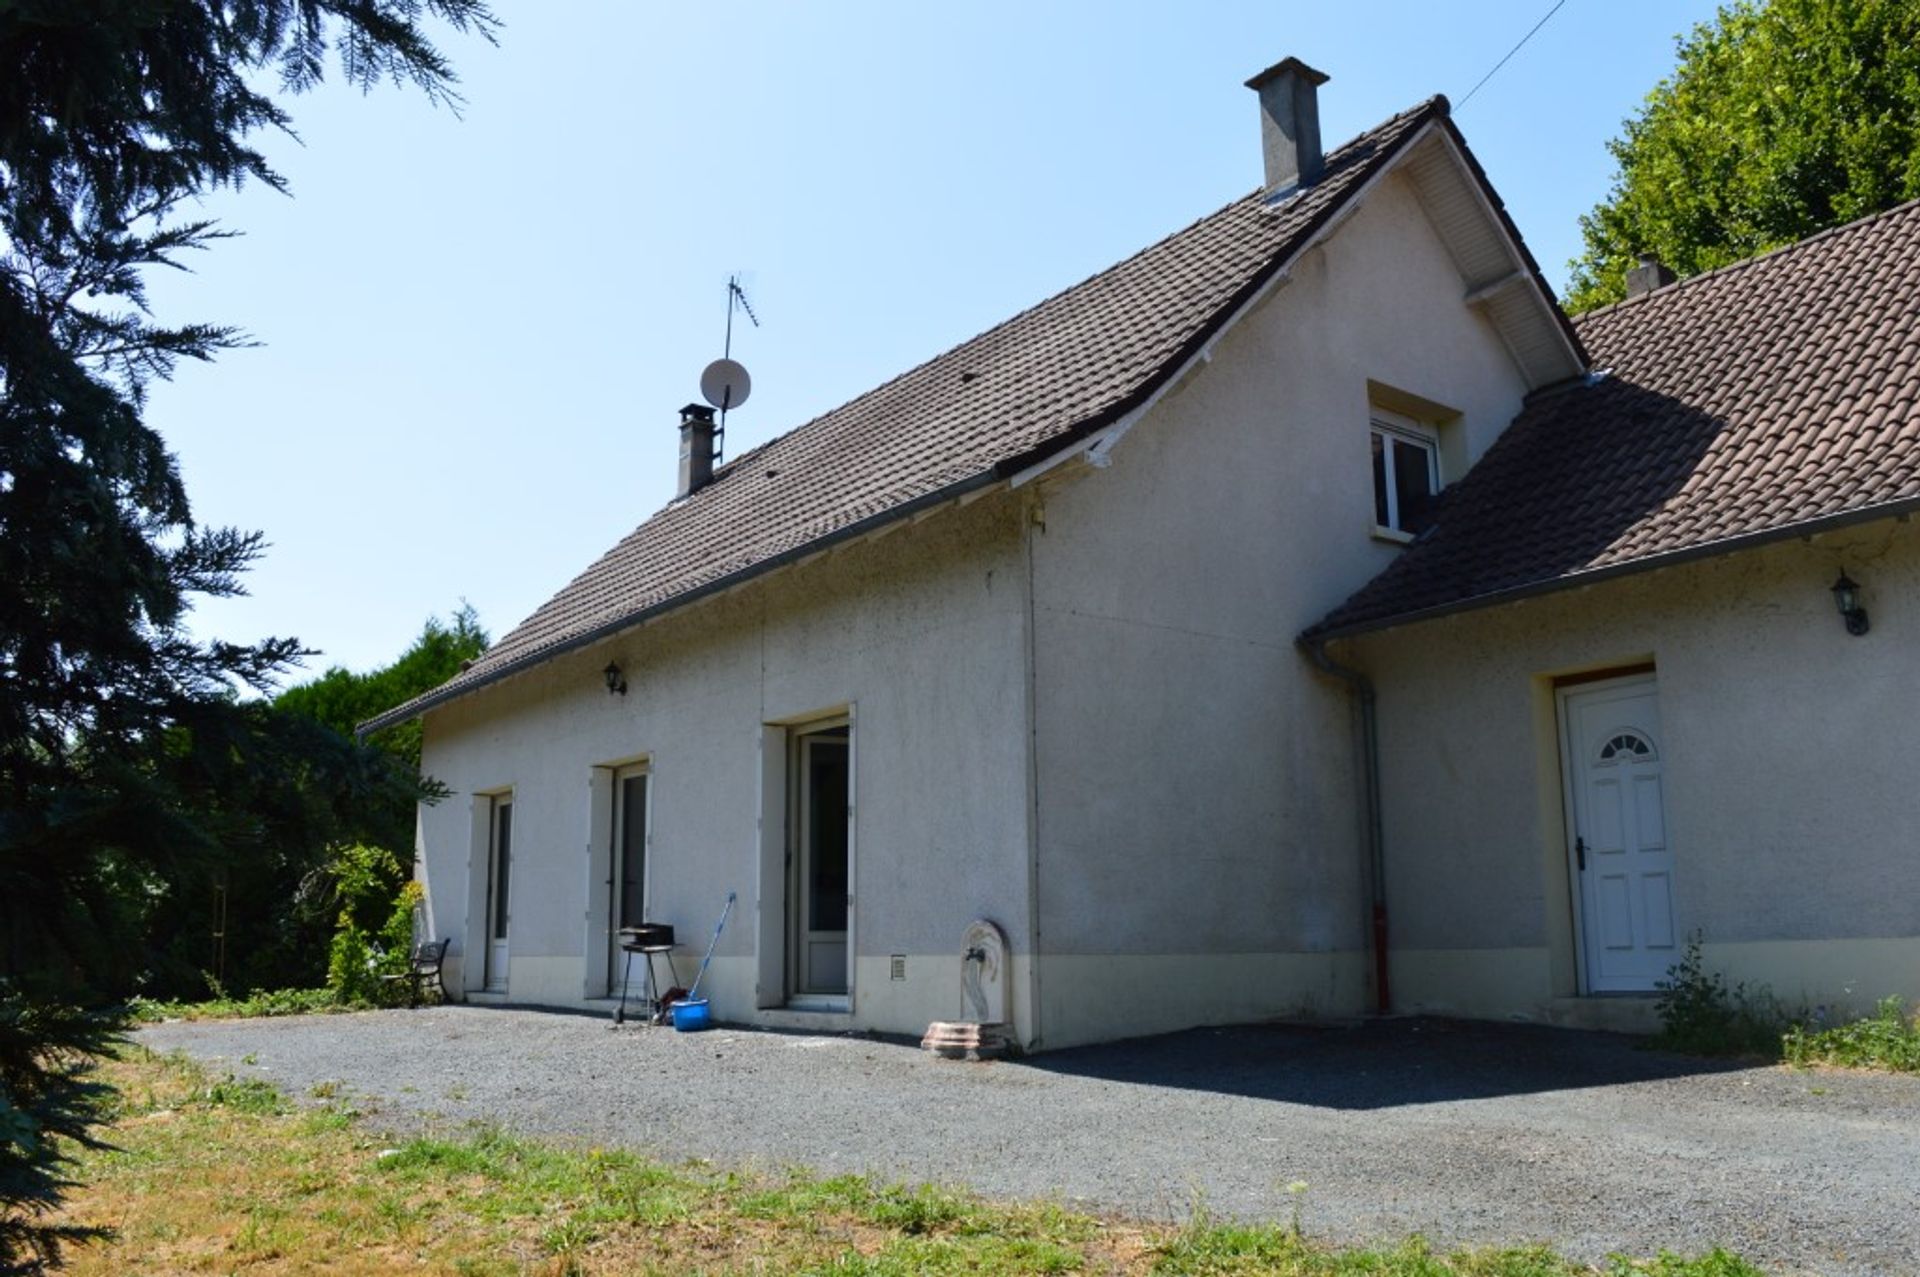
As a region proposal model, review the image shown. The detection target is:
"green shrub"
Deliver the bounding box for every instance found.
[1652,935,1789,1058]
[1783,997,1920,1073]
[324,846,424,1006]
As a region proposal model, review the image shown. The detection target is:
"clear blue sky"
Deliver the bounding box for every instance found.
[145,0,1723,679]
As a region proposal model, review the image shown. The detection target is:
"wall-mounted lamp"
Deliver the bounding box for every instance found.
[602,661,628,696]
[1831,571,1870,636]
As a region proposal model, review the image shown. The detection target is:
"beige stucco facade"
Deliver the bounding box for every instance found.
[1021,170,1531,1044]
[418,491,1041,1043]
[1343,517,1920,1026]
[413,162,1563,1050]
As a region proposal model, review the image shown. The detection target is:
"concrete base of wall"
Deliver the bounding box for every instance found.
[451,937,1920,1047]
[1391,947,1556,1019]
[1391,937,1920,1032]
[1703,936,1920,1018]
[456,951,1042,1047]
[486,956,584,1006]
[1395,946,1659,1032]
[1036,951,1369,1051]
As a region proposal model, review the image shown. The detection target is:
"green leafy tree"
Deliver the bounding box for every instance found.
[1566,0,1920,312]
[281,606,489,994]
[0,3,495,1265]
[277,604,489,774]
[119,608,485,1001]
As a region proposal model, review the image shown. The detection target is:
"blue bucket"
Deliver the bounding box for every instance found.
[671,998,712,1032]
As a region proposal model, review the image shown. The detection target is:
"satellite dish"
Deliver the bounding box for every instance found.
[701,358,751,411]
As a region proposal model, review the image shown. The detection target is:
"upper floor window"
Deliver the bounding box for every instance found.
[1371,411,1439,540]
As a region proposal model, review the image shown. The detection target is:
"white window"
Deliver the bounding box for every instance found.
[1370,412,1440,539]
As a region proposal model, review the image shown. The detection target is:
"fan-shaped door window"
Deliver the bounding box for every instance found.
[1597,730,1656,764]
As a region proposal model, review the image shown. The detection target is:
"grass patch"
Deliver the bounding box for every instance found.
[125,986,349,1022]
[43,1049,1767,1274]
[1784,997,1920,1073]
[1156,1211,1764,1275]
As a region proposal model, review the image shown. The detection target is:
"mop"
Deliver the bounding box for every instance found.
[671,891,735,1031]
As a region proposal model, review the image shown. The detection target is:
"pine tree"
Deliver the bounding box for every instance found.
[0,4,495,1264]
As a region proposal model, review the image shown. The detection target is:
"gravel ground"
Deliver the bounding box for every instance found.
[140,1008,1920,1274]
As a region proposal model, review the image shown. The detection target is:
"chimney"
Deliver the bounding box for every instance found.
[677,403,717,497]
[1245,57,1329,197]
[1624,252,1677,299]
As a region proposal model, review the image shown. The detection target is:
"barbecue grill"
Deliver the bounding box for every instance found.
[615,923,678,1025]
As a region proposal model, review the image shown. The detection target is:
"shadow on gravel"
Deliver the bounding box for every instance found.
[1017,1016,1751,1110]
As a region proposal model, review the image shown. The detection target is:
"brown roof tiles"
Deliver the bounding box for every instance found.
[1308,198,1920,640]
[365,97,1445,733]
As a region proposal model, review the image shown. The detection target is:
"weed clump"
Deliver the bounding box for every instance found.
[125,986,344,1023]
[1784,997,1920,1073]
[1651,936,1790,1058]
[1654,937,1920,1075]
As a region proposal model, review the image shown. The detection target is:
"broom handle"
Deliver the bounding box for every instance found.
[686,891,736,1001]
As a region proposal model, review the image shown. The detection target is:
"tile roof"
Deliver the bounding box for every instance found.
[1308,198,1920,640]
[365,97,1447,733]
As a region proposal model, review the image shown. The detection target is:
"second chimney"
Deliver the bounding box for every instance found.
[1624,252,1677,299]
[677,403,718,497]
[1246,57,1329,197]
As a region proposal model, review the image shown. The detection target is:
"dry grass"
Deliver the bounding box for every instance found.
[41,1049,1762,1275]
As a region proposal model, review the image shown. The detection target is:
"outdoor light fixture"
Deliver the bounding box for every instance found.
[1831,571,1870,636]
[603,661,627,696]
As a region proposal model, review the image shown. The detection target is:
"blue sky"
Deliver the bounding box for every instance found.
[145,0,1723,678]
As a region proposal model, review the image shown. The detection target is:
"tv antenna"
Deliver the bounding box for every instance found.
[700,273,760,458]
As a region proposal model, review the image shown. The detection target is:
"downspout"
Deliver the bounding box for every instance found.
[1301,637,1389,1014]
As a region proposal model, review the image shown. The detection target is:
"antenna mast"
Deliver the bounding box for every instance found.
[699,273,760,459]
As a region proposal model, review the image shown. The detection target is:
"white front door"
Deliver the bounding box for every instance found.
[1560,675,1679,992]
[484,796,513,992]
[790,727,850,998]
[606,766,650,997]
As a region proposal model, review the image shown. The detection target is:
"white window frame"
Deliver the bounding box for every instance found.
[1370,410,1441,542]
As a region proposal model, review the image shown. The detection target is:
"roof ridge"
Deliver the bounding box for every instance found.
[1574,195,1920,325]
[692,98,1447,497]
[360,93,1448,736]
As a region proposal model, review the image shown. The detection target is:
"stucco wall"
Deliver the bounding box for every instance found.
[412,167,1560,1051]
[1348,519,1920,1019]
[1024,172,1534,1046]
[416,490,1036,1041]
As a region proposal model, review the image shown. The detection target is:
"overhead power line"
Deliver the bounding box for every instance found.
[1457,0,1570,111]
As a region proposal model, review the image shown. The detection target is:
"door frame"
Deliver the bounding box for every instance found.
[1556,670,1668,995]
[784,711,855,1008]
[606,762,652,996]
[482,792,514,993]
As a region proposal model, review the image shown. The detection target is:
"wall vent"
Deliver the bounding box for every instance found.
[890,955,907,981]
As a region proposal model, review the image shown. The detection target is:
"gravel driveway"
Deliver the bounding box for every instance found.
[140,1008,1920,1274]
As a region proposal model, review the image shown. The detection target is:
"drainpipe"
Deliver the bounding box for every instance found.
[1301,637,1390,1014]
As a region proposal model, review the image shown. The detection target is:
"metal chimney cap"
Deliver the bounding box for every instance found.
[680,403,716,424]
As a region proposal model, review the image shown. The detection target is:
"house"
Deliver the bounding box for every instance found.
[365,59,1920,1050]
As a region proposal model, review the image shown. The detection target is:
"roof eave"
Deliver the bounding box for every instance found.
[1303,495,1920,644]
[359,99,1453,740]
[354,467,1010,738]
[1434,114,1590,376]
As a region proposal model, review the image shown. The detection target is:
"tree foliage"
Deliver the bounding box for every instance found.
[0,2,494,1266]
[277,604,489,774]
[0,991,116,1273]
[1565,0,1920,312]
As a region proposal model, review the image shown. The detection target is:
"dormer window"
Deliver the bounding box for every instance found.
[1371,410,1440,540]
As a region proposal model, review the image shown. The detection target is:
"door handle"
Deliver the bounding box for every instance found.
[1575,836,1587,871]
